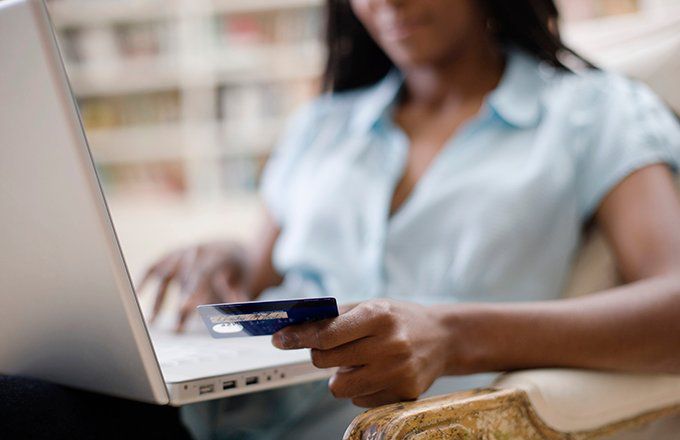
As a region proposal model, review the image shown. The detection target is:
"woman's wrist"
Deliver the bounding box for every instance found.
[430,302,513,376]
[430,299,589,375]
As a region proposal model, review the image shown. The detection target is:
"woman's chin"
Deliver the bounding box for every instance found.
[383,36,456,71]
[390,51,441,71]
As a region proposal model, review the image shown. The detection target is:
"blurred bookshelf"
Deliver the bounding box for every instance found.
[47,0,678,202]
[47,0,324,200]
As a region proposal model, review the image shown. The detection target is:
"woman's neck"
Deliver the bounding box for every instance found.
[399,41,505,110]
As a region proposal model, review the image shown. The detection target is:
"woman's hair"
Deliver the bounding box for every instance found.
[322,0,592,93]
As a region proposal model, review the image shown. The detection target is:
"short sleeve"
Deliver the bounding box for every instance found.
[259,99,321,224]
[577,75,680,218]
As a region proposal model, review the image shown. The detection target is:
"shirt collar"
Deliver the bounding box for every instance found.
[349,69,404,135]
[349,47,548,134]
[487,47,547,128]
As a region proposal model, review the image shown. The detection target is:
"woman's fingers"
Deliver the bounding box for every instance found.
[309,336,379,368]
[176,248,200,286]
[136,265,156,293]
[137,251,182,292]
[329,365,420,406]
[351,390,404,408]
[175,298,198,333]
[273,303,380,350]
[137,260,166,294]
[327,365,395,400]
[174,270,211,332]
[211,269,248,302]
[139,254,183,322]
[175,284,207,333]
[149,272,174,322]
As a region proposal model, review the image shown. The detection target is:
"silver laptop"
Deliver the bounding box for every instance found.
[0,0,330,406]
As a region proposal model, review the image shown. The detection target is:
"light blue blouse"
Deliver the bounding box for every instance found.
[260,48,680,305]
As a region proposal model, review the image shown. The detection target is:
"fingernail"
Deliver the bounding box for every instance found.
[272,332,287,349]
[277,331,299,349]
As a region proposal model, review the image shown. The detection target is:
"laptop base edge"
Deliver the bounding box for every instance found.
[167,363,333,406]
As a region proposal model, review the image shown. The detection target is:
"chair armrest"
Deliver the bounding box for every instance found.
[343,369,680,439]
[343,387,556,439]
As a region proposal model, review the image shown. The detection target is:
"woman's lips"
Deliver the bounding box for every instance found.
[380,16,430,41]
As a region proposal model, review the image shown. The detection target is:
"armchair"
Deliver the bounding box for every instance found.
[343,177,680,439]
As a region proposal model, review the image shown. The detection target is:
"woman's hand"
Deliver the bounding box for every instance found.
[138,242,251,332]
[272,299,454,407]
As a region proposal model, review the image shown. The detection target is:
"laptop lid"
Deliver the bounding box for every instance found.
[0,0,168,404]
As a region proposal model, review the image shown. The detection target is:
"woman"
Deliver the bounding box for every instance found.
[142,0,680,436]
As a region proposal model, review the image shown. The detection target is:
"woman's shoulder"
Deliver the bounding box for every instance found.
[543,67,666,119]
[543,67,680,217]
[551,67,629,92]
[539,66,680,158]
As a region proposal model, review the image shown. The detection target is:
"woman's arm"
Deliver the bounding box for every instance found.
[273,164,680,407]
[440,164,680,375]
[440,274,680,375]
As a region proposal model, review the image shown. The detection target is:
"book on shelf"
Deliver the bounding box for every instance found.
[96,161,187,198]
[78,91,181,129]
[96,157,264,197]
[217,8,321,45]
[48,0,324,198]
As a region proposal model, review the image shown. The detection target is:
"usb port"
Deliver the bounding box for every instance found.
[222,380,237,390]
[245,376,259,386]
[199,384,214,395]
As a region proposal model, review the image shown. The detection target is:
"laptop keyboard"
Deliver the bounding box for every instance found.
[151,332,243,368]
[147,327,315,384]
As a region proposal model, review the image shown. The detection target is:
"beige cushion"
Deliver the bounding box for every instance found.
[494,369,680,432]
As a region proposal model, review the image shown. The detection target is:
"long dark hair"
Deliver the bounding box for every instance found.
[323,0,591,93]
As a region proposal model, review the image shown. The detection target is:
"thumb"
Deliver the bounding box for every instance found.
[339,302,360,314]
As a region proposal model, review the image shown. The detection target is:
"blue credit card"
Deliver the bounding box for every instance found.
[197,297,339,338]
